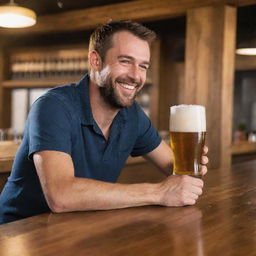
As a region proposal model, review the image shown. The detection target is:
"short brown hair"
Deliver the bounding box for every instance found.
[89,20,156,61]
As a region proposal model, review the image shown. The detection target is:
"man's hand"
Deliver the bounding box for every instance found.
[156,145,209,207]
[158,175,204,206]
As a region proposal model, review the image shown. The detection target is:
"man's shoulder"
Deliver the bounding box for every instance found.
[27,83,78,122]
[47,82,77,101]
[45,75,89,105]
[32,82,81,112]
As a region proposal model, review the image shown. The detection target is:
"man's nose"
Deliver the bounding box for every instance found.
[128,64,140,82]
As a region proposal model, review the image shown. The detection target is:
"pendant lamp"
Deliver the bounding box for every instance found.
[236,45,256,56]
[0,0,37,28]
[236,7,256,56]
[236,35,256,55]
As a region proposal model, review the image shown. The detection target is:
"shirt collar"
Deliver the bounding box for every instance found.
[75,74,128,125]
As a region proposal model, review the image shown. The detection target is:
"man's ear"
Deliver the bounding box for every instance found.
[88,50,102,71]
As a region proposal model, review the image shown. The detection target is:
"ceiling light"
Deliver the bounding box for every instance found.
[236,34,256,56]
[0,0,37,28]
[236,48,256,56]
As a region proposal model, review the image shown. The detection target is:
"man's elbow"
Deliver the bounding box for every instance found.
[45,192,69,213]
[48,200,65,213]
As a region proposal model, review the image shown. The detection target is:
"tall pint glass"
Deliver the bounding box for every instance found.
[170,105,206,177]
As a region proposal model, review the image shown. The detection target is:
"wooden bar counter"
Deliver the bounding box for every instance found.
[0,141,19,173]
[0,160,255,256]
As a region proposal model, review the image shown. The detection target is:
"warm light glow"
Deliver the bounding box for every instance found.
[0,5,36,28]
[236,48,256,56]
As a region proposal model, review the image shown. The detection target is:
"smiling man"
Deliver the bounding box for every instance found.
[94,31,149,109]
[0,20,208,224]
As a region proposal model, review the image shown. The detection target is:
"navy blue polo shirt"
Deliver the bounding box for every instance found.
[0,75,161,224]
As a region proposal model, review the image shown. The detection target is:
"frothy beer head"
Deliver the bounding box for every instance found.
[170,105,206,132]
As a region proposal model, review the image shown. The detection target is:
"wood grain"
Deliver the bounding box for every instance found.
[184,5,236,169]
[158,33,185,130]
[0,47,11,128]
[0,141,19,159]
[0,160,255,256]
[0,141,19,174]
[0,0,255,35]
[149,39,161,128]
[232,152,256,164]
[0,172,9,193]
[0,158,13,173]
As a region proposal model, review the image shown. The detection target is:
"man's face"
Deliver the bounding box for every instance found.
[97,31,150,108]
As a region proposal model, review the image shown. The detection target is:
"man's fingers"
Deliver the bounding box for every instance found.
[203,146,208,155]
[201,165,207,175]
[190,176,204,187]
[201,155,208,165]
[190,185,203,196]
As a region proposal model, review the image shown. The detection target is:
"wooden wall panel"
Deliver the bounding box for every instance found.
[184,5,236,169]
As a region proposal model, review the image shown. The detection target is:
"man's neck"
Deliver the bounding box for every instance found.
[89,80,119,139]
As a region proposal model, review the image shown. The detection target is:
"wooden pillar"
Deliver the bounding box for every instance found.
[0,46,11,128]
[158,34,185,131]
[150,39,161,129]
[184,5,236,169]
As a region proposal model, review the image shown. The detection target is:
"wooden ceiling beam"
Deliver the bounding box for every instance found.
[0,0,256,34]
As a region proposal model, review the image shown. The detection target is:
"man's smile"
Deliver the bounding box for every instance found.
[117,81,137,91]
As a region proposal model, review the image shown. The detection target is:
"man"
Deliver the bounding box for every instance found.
[0,20,208,224]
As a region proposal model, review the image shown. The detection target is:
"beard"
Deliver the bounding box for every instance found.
[99,75,142,109]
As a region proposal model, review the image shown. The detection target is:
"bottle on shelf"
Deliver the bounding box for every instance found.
[9,54,88,81]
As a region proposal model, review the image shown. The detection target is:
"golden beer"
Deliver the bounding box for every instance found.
[170,105,206,177]
[170,132,206,176]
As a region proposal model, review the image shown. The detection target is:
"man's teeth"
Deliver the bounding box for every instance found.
[118,82,136,90]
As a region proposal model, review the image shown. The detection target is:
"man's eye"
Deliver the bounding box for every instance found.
[120,60,130,64]
[140,65,149,70]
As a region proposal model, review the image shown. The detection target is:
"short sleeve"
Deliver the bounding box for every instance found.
[27,94,72,160]
[130,104,162,157]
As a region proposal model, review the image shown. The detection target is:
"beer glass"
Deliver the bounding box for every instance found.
[170,105,206,177]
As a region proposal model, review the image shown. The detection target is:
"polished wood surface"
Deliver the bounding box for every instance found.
[0,160,255,256]
[0,141,19,173]
[185,5,236,169]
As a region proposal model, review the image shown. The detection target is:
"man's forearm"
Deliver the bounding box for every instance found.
[48,177,161,213]
[34,151,205,213]
[144,141,173,176]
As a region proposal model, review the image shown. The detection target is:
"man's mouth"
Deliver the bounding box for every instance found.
[117,82,137,91]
